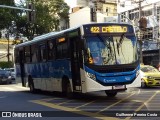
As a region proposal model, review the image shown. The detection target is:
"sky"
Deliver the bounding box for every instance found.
[64,0,77,8]
[15,0,77,8]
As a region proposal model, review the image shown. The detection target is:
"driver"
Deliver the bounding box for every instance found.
[88,42,102,65]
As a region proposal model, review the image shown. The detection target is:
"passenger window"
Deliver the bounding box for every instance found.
[39,44,47,62]
[56,37,68,59]
[31,44,38,63]
[25,46,31,63]
[48,40,55,60]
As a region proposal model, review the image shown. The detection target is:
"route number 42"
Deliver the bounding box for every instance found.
[90,27,100,33]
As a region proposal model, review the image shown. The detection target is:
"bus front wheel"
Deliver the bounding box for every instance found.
[105,91,117,97]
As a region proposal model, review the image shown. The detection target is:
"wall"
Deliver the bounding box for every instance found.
[0,41,13,62]
[69,7,91,28]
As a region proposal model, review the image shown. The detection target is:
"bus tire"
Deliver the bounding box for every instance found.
[28,76,36,93]
[105,91,117,97]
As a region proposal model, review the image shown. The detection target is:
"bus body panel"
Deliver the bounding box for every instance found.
[84,65,139,85]
[80,68,112,93]
[16,59,73,92]
[81,66,140,93]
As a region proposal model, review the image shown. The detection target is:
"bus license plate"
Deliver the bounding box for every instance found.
[113,85,125,89]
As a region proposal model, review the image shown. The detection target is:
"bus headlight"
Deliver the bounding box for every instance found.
[86,72,96,80]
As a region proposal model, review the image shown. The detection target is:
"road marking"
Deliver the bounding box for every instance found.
[31,100,120,120]
[131,100,142,102]
[40,98,58,101]
[74,100,96,109]
[56,100,74,105]
[96,93,135,114]
[125,91,159,120]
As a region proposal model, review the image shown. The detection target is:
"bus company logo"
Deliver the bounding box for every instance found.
[104,79,116,83]
[2,112,11,117]
[1,112,42,118]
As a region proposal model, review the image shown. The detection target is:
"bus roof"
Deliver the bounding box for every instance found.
[15,25,81,48]
[15,22,132,48]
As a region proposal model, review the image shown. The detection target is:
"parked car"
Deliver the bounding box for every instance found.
[0,69,12,84]
[3,68,15,80]
[140,65,160,88]
[9,68,15,80]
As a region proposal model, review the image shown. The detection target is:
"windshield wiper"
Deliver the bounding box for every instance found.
[96,34,111,52]
[117,33,125,49]
[97,34,118,64]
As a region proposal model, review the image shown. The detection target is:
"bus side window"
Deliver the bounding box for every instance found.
[39,44,47,62]
[25,46,31,63]
[48,40,55,60]
[62,41,69,58]
[56,39,68,59]
[31,44,38,63]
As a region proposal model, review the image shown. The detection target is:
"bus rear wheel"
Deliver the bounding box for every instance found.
[105,91,117,97]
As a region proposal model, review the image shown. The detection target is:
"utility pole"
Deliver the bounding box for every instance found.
[138,0,143,64]
[89,0,97,22]
[132,0,144,64]
[6,30,10,62]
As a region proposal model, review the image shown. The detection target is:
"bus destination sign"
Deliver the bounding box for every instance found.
[90,26,128,33]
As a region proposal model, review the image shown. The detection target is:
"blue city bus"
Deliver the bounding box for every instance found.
[14,23,140,97]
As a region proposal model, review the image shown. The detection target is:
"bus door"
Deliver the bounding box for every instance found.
[70,37,82,92]
[19,50,25,87]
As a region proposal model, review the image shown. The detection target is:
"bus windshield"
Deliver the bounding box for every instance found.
[85,34,138,65]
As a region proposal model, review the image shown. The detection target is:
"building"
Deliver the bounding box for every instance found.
[70,0,117,28]
[118,1,160,42]
[76,0,117,16]
[0,40,13,62]
[118,1,160,66]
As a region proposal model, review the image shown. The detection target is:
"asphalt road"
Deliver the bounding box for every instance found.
[0,83,160,120]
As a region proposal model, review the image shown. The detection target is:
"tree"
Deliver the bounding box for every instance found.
[0,0,20,30]
[34,0,70,33]
[22,0,70,39]
[0,0,70,40]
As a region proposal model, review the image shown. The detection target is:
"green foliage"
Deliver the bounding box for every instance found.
[0,0,70,40]
[0,0,20,30]
[34,0,70,33]
[0,61,13,69]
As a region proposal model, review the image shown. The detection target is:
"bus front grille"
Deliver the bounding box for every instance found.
[97,68,134,73]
